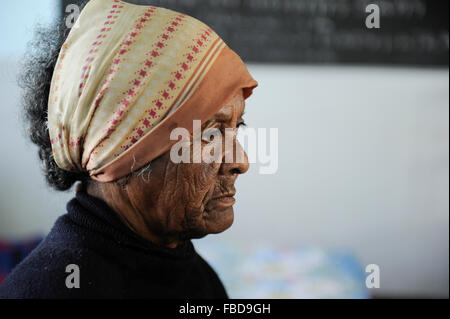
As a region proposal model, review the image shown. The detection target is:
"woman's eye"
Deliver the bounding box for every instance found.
[237,122,247,129]
[201,127,222,142]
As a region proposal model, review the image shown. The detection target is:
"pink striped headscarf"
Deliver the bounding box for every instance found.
[48,0,258,182]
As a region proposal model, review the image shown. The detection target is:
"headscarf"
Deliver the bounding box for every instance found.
[48,0,258,182]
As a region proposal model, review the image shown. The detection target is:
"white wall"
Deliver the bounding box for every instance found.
[0,0,69,239]
[0,60,448,297]
[227,64,449,297]
[0,0,58,59]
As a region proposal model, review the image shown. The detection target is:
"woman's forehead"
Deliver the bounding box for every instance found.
[213,90,245,122]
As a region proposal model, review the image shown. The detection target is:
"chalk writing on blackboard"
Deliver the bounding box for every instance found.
[61,0,449,66]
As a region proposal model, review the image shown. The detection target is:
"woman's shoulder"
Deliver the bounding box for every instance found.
[0,220,122,299]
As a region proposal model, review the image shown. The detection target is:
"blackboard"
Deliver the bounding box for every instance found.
[61,0,449,66]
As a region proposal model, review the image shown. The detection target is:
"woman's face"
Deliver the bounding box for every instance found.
[96,90,249,247]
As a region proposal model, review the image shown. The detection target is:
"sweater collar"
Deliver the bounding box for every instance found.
[65,190,196,260]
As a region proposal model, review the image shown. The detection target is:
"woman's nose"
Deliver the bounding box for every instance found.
[220,140,250,175]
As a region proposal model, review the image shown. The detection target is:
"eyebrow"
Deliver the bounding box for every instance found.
[203,103,246,128]
[213,114,232,123]
[207,111,245,125]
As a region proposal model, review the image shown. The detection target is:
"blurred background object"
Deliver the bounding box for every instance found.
[0,238,41,285]
[195,238,370,299]
[0,0,448,298]
[62,0,450,66]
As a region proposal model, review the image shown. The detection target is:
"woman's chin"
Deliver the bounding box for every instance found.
[180,205,235,240]
[202,206,235,234]
[198,206,234,234]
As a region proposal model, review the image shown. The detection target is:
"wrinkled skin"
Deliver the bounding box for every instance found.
[86,89,249,248]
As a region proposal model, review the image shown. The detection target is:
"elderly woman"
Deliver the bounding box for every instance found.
[0,0,257,298]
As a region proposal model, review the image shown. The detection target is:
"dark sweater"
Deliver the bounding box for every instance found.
[0,191,228,299]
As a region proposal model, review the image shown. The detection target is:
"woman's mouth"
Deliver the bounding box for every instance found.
[210,194,236,209]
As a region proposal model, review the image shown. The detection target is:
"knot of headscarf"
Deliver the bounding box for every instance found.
[48,0,258,182]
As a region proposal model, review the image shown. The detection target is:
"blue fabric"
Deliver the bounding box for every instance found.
[0,238,42,284]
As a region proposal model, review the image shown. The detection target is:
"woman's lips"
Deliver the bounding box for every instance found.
[210,195,236,209]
